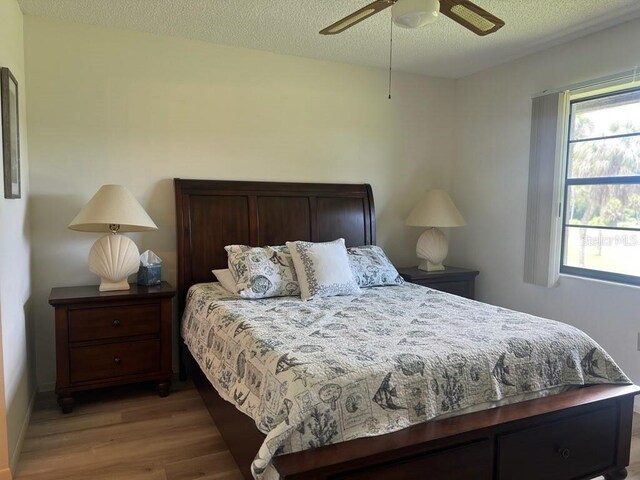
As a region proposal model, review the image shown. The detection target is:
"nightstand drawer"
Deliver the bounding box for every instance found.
[69,339,160,383]
[69,304,160,342]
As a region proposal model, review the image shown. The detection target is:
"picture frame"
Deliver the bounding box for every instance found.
[1,67,20,199]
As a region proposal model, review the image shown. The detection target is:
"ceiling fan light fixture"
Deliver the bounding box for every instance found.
[392,0,440,29]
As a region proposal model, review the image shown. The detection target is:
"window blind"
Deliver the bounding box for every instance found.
[523,92,568,287]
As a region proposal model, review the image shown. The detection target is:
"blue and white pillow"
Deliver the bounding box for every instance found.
[347,245,404,288]
[286,239,361,301]
[225,245,300,299]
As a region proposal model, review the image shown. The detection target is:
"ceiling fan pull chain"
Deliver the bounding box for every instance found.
[388,15,393,99]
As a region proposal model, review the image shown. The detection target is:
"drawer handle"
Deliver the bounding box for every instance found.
[113,319,121,327]
[558,448,571,459]
[114,357,121,365]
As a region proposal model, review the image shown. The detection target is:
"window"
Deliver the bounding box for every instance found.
[560,87,640,285]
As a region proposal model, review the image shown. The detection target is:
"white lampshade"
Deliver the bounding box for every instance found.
[69,185,157,232]
[405,189,465,228]
[69,185,157,292]
[406,189,465,272]
[392,0,440,29]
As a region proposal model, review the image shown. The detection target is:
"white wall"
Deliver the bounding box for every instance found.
[24,16,456,389]
[0,0,33,474]
[24,6,640,410]
[449,18,640,387]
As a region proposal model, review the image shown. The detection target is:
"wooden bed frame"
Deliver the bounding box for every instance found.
[174,178,639,480]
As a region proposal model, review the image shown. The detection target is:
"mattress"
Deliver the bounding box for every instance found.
[181,282,629,479]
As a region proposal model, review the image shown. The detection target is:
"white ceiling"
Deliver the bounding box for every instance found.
[17,0,640,78]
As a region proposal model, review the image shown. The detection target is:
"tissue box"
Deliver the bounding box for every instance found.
[137,264,161,286]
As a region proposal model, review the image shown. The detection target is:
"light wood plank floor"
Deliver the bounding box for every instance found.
[15,381,640,479]
[16,382,243,480]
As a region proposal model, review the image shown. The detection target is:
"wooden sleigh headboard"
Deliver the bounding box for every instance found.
[174,179,376,310]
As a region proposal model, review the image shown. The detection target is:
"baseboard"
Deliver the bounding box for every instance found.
[9,386,37,474]
[37,382,55,393]
[0,467,13,480]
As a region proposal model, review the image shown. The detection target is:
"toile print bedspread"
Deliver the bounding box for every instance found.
[181,283,630,480]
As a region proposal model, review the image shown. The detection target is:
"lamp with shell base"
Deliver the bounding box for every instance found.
[68,185,158,291]
[405,189,466,272]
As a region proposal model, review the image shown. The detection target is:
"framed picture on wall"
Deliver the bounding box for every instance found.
[1,67,20,199]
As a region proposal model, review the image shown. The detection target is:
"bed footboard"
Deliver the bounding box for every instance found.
[273,384,639,480]
[186,339,638,480]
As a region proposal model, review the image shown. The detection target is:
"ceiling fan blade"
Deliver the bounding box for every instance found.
[320,0,394,35]
[439,0,505,36]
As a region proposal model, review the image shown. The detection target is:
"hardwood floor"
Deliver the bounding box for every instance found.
[15,381,640,479]
[16,382,243,480]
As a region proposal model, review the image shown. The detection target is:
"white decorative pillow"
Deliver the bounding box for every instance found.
[212,268,238,294]
[225,245,300,299]
[286,239,360,301]
[347,245,405,288]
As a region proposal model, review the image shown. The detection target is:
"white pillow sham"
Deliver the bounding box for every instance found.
[212,268,238,294]
[286,238,360,301]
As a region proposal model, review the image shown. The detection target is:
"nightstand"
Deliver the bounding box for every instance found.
[398,266,479,299]
[49,282,176,413]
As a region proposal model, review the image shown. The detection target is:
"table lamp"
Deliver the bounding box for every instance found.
[405,189,465,272]
[68,185,158,291]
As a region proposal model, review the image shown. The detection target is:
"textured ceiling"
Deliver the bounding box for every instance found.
[17,0,640,78]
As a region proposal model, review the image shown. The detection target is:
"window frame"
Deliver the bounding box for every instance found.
[559,85,640,286]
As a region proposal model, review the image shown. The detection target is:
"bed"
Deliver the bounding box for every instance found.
[174,178,639,480]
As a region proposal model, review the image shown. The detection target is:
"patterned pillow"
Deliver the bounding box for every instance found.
[225,245,300,299]
[347,245,405,288]
[286,239,360,301]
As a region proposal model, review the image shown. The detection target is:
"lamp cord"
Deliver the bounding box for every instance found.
[388,16,393,100]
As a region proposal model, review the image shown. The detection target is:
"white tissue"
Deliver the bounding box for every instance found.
[140,250,162,266]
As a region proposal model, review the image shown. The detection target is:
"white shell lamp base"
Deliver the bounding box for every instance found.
[88,234,141,292]
[416,227,448,272]
[98,278,131,292]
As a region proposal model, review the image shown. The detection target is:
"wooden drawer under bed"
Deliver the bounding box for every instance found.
[335,440,492,480]
[497,406,617,480]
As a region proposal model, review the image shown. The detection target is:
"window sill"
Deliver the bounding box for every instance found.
[558,272,640,290]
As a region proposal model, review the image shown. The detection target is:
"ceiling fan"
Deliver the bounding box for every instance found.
[320,0,505,36]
